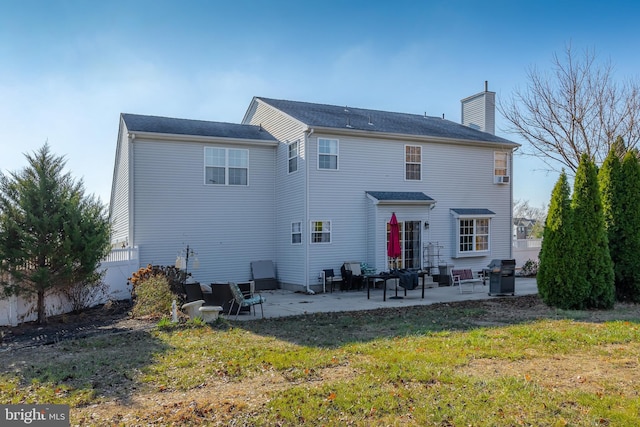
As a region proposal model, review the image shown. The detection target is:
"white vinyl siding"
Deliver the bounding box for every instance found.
[132,139,276,284]
[242,98,514,288]
[318,138,338,170]
[461,91,496,134]
[242,99,308,289]
[109,122,132,246]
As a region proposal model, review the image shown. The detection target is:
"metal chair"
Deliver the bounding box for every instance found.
[341,262,364,290]
[184,283,216,306]
[227,282,266,319]
[322,269,342,293]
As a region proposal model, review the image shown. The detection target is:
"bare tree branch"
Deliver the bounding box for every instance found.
[499,44,640,173]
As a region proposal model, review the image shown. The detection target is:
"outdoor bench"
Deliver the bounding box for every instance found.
[450,269,483,293]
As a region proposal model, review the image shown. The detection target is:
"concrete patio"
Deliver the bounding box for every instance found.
[228,277,538,320]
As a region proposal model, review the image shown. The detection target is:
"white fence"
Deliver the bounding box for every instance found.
[513,238,542,268]
[100,247,140,301]
[0,247,139,326]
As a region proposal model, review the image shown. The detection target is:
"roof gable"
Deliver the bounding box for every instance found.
[122,113,277,142]
[257,97,517,146]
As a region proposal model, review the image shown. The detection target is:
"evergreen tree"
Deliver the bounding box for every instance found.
[537,171,579,308]
[0,144,111,323]
[572,154,615,309]
[615,150,640,301]
[598,139,624,296]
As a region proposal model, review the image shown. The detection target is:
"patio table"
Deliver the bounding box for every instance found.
[365,273,400,301]
[366,271,428,301]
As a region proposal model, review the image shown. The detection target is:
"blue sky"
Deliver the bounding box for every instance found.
[1,0,639,209]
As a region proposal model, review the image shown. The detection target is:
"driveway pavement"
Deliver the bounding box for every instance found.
[230,277,538,320]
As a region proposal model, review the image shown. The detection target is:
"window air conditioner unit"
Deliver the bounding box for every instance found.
[495,175,510,184]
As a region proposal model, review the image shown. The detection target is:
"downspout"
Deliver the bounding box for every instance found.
[509,146,518,259]
[305,128,314,294]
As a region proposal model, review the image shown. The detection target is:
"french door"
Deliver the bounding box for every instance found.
[387,220,421,269]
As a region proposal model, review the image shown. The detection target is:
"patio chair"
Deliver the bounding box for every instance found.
[341,262,364,290]
[450,268,483,294]
[227,282,266,319]
[322,269,342,293]
[184,283,216,306]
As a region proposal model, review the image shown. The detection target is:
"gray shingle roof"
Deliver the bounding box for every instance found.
[257,97,517,145]
[451,208,496,216]
[122,113,277,142]
[367,191,435,202]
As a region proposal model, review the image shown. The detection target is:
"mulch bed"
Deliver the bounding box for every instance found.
[0,300,154,351]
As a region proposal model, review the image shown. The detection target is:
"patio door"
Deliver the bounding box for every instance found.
[387,220,421,269]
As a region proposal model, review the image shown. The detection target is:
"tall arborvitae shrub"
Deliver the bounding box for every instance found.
[537,171,579,308]
[616,151,640,301]
[598,142,623,295]
[572,154,615,309]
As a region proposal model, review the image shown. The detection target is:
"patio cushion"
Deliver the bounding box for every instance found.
[452,269,474,280]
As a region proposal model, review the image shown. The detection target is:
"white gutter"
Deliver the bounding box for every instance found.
[306,126,520,149]
[129,131,279,147]
[304,127,314,294]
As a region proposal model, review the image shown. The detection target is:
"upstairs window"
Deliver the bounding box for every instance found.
[405,145,421,180]
[311,220,331,243]
[494,151,508,176]
[288,140,299,174]
[205,147,249,185]
[291,222,302,244]
[318,138,338,170]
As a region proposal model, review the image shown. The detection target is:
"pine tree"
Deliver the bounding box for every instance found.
[598,140,624,296]
[572,154,615,309]
[615,150,640,301]
[0,144,111,323]
[537,171,579,308]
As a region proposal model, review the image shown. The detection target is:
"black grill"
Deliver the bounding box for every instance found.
[487,259,516,295]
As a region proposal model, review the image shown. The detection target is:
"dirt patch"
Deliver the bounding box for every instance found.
[0,300,155,351]
[463,350,640,395]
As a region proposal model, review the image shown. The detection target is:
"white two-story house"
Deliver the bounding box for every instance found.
[110,86,519,292]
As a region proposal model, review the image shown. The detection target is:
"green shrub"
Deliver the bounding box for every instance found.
[131,274,175,319]
[129,264,187,303]
[538,171,580,308]
[521,259,538,277]
[572,154,615,309]
[614,151,640,302]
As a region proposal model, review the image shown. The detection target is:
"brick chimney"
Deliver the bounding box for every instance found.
[461,81,495,135]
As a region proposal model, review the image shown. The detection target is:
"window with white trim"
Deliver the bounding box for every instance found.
[204,147,248,185]
[405,145,421,180]
[291,222,302,244]
[288,140,299,174]
[451,209,494,257]
[494,151,508,177]
[318,138,338,170]
[311,220,331,243]
[459,218,490,253]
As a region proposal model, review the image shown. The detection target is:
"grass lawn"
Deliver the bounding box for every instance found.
[1,296,639,426]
